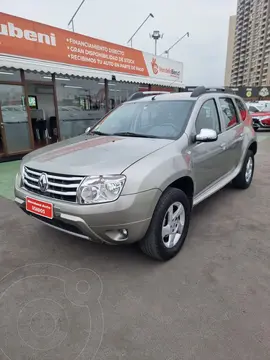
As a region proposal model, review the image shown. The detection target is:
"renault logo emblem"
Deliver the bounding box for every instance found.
[38,173,48,192]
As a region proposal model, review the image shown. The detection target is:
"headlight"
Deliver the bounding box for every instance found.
[77,175,126,204]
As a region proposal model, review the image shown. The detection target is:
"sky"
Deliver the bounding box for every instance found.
[1,0,237,86]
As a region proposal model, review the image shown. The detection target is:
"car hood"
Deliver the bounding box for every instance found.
[23,135,174,175]
[252,112,270,117]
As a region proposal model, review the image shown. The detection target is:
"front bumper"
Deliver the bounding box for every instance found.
[14,174,161,245]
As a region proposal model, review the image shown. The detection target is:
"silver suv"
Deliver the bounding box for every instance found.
[14,87,257,261]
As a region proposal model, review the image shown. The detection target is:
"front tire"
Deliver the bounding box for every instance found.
[139,187,191,261]
[253,127,259,132]
[232,150,254,189]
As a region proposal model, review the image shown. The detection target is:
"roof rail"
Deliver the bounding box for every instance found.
[190,86,234,98]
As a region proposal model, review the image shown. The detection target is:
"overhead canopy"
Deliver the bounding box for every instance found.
[0,55,184,87]
[0,55,108,80]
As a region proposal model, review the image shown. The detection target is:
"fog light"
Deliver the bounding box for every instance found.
[120,229,128,237]
[105,229,129,241]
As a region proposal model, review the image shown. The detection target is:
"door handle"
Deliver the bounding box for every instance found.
[0,123,4,129]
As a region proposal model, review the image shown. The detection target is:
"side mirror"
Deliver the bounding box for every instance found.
[85,126,91,134]
[195,128,218,142]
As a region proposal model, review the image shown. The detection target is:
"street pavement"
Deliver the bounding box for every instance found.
[0,132,270,359]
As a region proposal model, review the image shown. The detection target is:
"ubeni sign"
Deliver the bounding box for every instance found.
[0,12,183,84]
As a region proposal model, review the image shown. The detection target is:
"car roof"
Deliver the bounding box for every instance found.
[126,92,193,103]
[125,90,243,103]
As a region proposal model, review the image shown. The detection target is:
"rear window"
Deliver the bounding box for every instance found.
[92,100,195,139]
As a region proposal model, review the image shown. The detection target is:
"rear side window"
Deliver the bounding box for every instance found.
[235,98,247,121]
[219,98,239,129]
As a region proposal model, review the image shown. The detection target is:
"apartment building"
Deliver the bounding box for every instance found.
[230,0,270,87]
[225,15,236,86]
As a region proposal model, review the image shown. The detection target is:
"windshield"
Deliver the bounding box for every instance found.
[91,100,195,139]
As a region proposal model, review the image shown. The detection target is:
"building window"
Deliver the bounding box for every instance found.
[55,77,106,139]
[0,68,21,82]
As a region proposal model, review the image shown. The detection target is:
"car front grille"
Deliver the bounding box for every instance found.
[23,166,84,203]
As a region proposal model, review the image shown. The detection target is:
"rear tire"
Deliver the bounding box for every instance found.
[232,150,254,189]
[139,187,191,261]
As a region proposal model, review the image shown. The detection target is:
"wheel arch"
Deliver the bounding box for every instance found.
[160,175,194,207]
[248,141,257,155]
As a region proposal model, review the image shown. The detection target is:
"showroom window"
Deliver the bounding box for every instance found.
[55,77,106,139]
[0,84,31,153]
[107,82,144,109]
[0,68,22,82]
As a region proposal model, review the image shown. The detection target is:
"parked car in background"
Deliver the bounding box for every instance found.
[246,100,270,114]
[246,102,265,113]
[15,86,257,261]
[250,109,270,131]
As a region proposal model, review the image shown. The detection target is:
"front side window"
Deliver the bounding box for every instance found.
[219,98,239,129]
[91,100,195,139]
[195,99,221,133]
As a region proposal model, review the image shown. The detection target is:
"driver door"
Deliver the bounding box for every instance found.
[190,98,229,195]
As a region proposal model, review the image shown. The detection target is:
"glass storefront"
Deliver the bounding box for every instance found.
[0,68,21,82]
[0,84,31,153]
[55,77,106,139]
[107,82,143,109]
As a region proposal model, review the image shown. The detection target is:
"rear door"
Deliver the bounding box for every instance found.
[190,98,231,195]
[217,97,244,173]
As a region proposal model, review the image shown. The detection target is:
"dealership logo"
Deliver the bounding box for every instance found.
[151,58,159,74]
[0,22,56,46]
[151,57,180,78]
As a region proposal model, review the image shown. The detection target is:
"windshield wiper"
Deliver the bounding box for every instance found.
[112,131,159,138]
[90,130,110,136]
